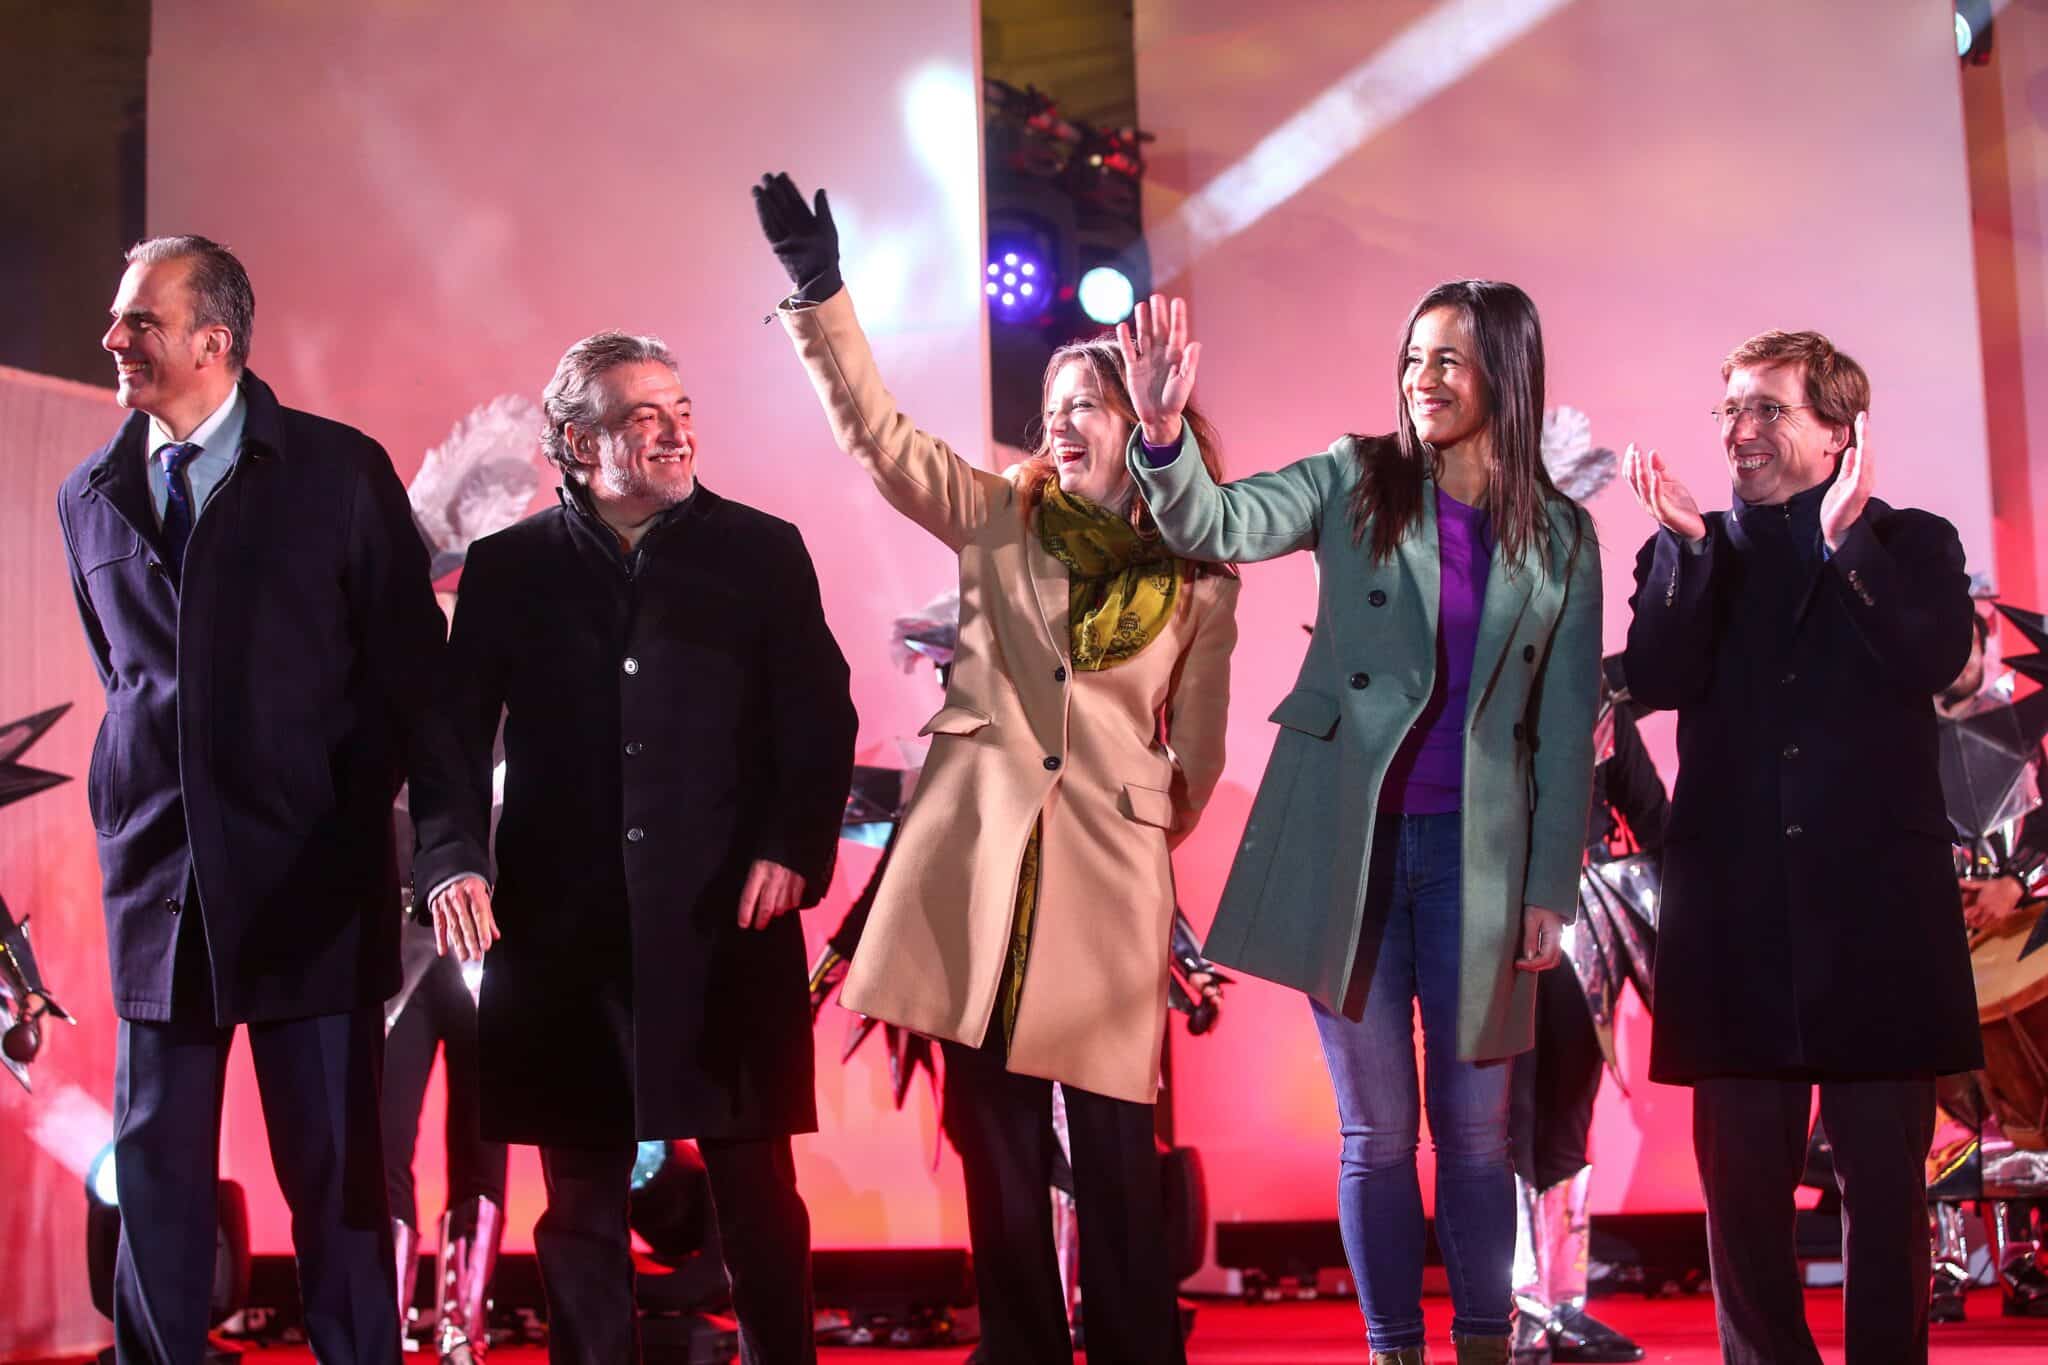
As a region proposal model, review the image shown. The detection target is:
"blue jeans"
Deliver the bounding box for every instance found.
[1312,810,1515,1349]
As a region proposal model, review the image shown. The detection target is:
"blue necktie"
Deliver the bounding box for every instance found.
[158,441,201,574]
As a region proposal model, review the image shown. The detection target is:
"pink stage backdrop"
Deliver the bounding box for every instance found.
[1132,0,1997,1282]
[1,0,2020,1343]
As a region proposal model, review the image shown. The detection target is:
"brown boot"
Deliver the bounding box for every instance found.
[1454,1337,1512,1365]
[1370,1350,1429,1365]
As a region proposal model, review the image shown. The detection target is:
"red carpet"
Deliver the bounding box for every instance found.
[75,1290,2044,1364]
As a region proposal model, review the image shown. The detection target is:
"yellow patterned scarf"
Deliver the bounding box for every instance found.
[1036,481,1184,672]
[998,482,1192,1046]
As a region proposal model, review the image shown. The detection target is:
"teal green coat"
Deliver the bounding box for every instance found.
[1129,433,1602,1061]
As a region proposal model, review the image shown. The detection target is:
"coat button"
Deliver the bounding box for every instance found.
[1367,590,1387,608]
[164,898,180,915]
[622,657,640,675]
[1522,644,1536,662]
[1781,671,1797,685]
[1782,743,1799,760]
[1054,666,1067,683]
[626,826,646,843]
[625,741,644,757]
[1513,723,1525,740]
[148,559,166,578]
[1349,672,1370,689]
[1785,823,1803,839]
[1043,756,1061,771]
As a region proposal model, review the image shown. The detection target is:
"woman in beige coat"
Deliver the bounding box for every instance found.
[755,173,1237,1364]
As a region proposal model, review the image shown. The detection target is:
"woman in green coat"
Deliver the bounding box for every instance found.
[1118,283,1602,1365]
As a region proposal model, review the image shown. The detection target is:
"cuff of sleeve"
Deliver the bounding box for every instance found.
[425,872,489,905]
[1126,422,1199,481]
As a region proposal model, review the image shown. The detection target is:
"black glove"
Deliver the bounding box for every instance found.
[752,171,842,305]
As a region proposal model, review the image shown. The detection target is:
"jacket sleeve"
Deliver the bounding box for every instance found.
[1623,527,1718,711]
[343,441,455,805]
[1524,506,1604,916]
[1823,510,1973,695]
[55,490,115,688]
[1604,705,1670,853]
[1164,572,1240,847]
[1124,424,1340,563]
[752,523,858,906]
[778,288,1012,553]
[409,538,506,898]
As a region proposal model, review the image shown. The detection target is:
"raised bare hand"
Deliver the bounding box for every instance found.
[1623,443,1706,543]
[1114,294,1202,448]
[1821,413,1872,552]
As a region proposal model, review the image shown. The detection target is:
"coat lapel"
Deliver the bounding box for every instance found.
[1027,524,1072,668]
[1393,478,1442,656]
[1466,515,1547,723]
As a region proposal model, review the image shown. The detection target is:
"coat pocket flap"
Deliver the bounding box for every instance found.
[917,705,992,738]
[1268,688,1340,739]
[1120,782,1177,829]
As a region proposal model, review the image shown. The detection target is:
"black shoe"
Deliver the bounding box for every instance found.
[1548,1304,1645,1363]
[1930,1283,1967,1324]
[2002,1256,2048,1317]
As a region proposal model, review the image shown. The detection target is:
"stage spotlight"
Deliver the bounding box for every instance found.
[85,1140,250,1348]
[986,242,1053,324]
[629,1138,712,1263]
[1956,1,1993,64]
[1078,266,1136,325]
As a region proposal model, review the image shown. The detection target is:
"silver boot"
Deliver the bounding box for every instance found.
[394,1217,421,1344]
[1510,1172,1555,1360]
[1529,1167,1643,1362]
[1929,1202,1970,1322]
[435,1196,504,1363]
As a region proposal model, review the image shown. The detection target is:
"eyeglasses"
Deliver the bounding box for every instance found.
[1711,402,1812,428]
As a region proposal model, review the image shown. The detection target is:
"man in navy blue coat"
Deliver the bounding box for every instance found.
[1621,330,1979,1364]
[57,236,445,1363]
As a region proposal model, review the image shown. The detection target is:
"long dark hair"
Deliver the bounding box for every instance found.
[1347,279,1567,571]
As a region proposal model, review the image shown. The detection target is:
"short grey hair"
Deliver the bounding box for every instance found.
[125,235,255,372]
[540,331,678,479]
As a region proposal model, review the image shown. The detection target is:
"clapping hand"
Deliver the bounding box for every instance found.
[1115,294,1202,448]
[1821,413,1872,552]
[751,172,842,303]
[1622,443,1705,544]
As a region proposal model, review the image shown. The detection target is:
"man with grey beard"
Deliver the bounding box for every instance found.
[409,332,857,1364]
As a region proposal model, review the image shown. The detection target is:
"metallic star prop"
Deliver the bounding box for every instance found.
[1940,688,2048,846]
[0,703,71,811]
[1996,603,2048,687]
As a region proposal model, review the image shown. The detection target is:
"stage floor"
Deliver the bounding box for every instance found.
[154,1291,2048,1365]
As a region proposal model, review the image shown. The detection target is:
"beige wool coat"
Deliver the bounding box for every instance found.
[779,289,1239,1104]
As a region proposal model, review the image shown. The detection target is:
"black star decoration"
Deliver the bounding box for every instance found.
[0,703,72,812]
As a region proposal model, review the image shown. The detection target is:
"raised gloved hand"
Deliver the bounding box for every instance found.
[752,171,842,304]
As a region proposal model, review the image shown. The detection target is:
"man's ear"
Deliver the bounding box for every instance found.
[1826,421,1853,457]
[198,324,235,369]
[563,423,600,469]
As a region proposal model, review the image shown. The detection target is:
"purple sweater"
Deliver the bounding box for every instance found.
[1381,486,1493,814]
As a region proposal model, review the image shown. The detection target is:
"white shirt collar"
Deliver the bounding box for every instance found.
[147,383,244,461]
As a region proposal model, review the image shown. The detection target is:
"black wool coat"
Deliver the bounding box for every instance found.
[57,372,445,1023]
[1624,491,1982,1084]
[411,485,856,1146]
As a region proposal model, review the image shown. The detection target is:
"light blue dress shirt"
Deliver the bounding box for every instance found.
[145,383,246,529]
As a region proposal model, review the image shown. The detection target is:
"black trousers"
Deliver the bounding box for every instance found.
[114,912,397,1364]
[1693,1076,1936,1365]
[1508,962,1605,1191]
[380,950,508,1229]
[940,1028,1185,1365]
[534,1136,815,1365]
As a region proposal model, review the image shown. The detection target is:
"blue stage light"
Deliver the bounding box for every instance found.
[986,242,1051,323]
